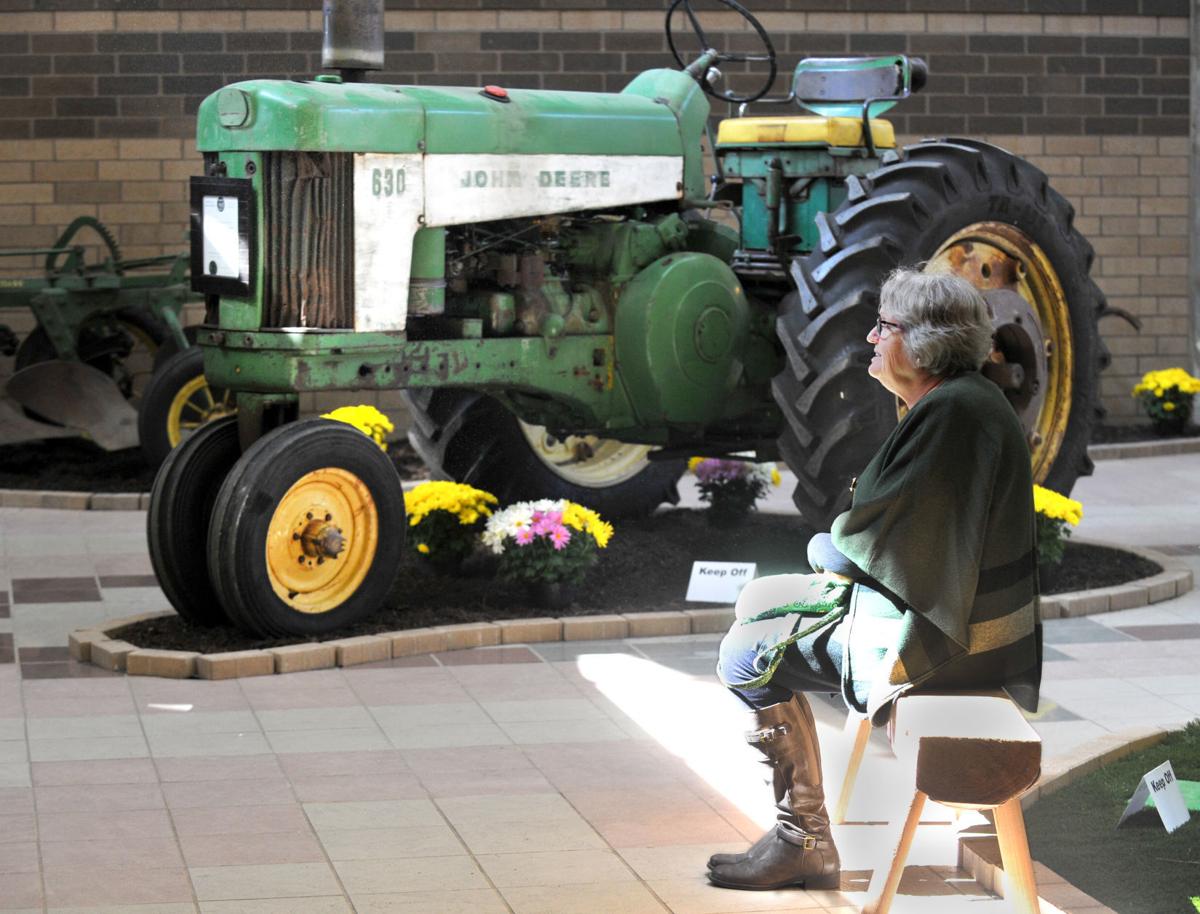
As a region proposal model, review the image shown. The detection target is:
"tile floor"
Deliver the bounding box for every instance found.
[0,454,1197,912]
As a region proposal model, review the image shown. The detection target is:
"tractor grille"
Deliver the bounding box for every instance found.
[262,151,354,329]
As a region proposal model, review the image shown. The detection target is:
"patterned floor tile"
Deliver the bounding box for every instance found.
[1113,622,1200,641]
[10,577,100,603]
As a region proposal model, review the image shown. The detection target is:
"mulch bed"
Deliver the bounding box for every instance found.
[110,511,1160,654]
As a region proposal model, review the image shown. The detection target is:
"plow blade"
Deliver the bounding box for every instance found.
[6,360,139,451]
[0,398,79,447]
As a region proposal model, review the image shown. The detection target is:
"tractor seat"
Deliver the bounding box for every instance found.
[716,115,895,150]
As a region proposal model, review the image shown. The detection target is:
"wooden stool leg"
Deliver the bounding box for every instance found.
[832,715,871,825]
[862,788,927,914]
[993,797,1041,914]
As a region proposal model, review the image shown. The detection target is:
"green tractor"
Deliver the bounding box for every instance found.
[158,0,1104,637]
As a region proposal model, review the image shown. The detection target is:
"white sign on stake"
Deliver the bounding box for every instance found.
[1116,760,1191,833]
[686,561,756,604]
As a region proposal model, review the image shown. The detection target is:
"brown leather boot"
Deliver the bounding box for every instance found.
[707,693,840,890]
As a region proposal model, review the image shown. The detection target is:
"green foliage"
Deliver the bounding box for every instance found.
[411,510,479,570]
[1036,513,1071,566]
[495,533,599,587]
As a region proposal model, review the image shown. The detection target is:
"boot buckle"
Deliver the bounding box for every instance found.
[746,722,790,745]
[801,834,817,850]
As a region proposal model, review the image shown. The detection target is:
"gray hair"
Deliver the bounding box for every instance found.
[879,268,994,376]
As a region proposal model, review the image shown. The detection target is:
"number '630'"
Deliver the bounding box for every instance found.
[372,168,406,197]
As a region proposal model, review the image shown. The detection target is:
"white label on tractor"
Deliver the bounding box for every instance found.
[352,152,682,332]
[353,152,424,332]
[424,154,683,225]
[201,194,239,278]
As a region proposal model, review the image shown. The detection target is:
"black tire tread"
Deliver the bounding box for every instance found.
[773,138,1104,529]
[403,389,684,519]
[138,346,206,468]
[147,415,240,627]
[207,418,406,638]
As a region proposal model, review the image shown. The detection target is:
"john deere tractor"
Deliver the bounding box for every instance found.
[158,0,1104,637]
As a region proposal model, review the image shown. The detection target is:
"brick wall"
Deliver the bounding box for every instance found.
[0,2,1191,425]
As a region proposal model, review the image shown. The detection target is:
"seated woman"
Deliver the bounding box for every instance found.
[707,268,1041,891]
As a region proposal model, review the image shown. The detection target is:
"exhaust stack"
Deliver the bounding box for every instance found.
[322,0,384,81]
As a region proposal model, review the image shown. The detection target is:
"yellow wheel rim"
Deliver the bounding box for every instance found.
[265,467,379,614]
[166,374,236,448]
[926,222,1074,483]
[517,420,656,487]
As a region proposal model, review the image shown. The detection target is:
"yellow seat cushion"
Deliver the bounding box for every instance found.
[716,116,895,149]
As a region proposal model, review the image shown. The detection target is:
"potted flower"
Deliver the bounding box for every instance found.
[403,481,498,573]
[320,404,394,449]
[1132,368,1200,436]
[688,457,782,526]
[482,499,613,608]
[1033,484,1082,591]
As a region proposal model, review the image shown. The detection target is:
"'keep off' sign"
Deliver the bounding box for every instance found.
[686,561,756,604]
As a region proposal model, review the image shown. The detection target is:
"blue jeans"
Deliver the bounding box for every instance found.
[717,574,850,710]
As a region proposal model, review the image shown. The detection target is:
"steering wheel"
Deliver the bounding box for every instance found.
[665,0,777,105]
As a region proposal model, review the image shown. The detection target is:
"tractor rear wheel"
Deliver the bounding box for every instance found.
[147,415,240,627]
[775,138,1104,530]
[206,418,405,638]
[138,346,235,468]
[404,389,684,518]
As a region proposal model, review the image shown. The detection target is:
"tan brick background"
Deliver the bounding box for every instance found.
[0,4,1192,428]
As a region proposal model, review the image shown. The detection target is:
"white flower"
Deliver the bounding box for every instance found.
[483,499,570,554]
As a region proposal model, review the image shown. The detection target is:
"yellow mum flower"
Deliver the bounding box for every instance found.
[416,543,430,554]
[560,501,613,548]
[1164,401,1177,411]
[770,467,782,486]
[403,481,497,525]
[687,456,705,473]
[1133,368,1200,398]
[321,405,395,451]
[1033,484,1082,526]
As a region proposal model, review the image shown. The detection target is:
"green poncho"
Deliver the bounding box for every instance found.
[832,371,1041,724]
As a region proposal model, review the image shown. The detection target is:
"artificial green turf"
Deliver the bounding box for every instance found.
[1026,720,1200,914]
[1147,780,1200,812]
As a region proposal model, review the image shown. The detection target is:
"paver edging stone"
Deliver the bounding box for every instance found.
[1088,437,1200,461]
[73,542,1184,679]
[958,725,1170,914]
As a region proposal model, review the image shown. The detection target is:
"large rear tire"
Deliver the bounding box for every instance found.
[404,389,684,518]
[775,138,1104,529]
[207,418,405,638]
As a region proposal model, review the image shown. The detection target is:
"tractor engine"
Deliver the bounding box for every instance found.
[429,211,756,429]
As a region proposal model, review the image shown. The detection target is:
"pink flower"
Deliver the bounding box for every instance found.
[549,526,571,551]
[514,528,534,546]
[531,510,560,536]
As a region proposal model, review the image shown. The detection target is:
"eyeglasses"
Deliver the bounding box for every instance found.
[872,316,904,339]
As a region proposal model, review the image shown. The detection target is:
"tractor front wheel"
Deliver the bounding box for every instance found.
[138,346,235,468]
[775,138,1104,529]
[206,419,405,638]
[147,416,241,627]
[405,389,684,518]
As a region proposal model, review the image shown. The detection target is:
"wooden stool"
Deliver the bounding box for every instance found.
[837,691,1043,914]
